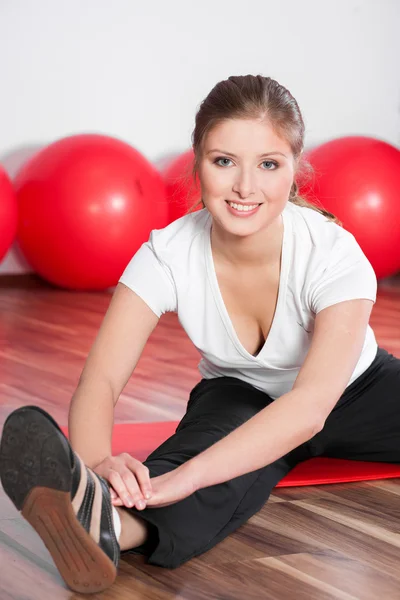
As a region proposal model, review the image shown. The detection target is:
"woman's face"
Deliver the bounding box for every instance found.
[198,118,296,237]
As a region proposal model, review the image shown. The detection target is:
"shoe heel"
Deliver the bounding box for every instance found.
[22,485,117,593]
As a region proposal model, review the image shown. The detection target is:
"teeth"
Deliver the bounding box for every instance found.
[227,201,260,212]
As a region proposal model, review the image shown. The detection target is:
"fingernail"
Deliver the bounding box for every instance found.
[145,492,151,499]
[137,500,145,510]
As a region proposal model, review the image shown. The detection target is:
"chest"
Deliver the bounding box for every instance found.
[214,262,281,357]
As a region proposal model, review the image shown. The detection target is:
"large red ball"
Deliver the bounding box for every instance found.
[14,134,168,290]
[299,136,400,279]
[0,166,18,262]
[161,149,202,223]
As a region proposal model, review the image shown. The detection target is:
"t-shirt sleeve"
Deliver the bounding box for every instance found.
[118,234,177,318]
[309,230,377,314]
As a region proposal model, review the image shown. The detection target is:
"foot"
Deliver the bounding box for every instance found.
[0,405,120,594]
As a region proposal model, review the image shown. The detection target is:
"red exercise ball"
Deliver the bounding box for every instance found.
[0,165,18,262]
[299,136,400,279]
[14,134,169,290]
[161,149,202,223]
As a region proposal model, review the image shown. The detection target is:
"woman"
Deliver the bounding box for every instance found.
[1,75,398,594]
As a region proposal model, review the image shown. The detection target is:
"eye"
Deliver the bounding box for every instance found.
[213,157,278,170]
[261,160,278,170]
[214,157,233,167]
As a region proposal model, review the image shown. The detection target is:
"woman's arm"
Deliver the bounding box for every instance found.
[181,388,322,491]
[68,282,159,469]
[68,379,115,470]
[184,299,374,490]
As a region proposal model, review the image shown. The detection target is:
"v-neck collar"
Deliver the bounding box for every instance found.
[204,204,293,363]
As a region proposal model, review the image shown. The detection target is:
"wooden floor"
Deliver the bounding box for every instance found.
[1,275,400,599]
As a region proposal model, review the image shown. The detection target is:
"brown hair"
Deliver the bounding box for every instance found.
[185,74,341,225]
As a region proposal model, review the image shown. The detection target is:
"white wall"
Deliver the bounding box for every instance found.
[1,0,399,274]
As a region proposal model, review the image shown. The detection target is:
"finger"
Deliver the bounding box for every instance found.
[110,485,126,507]
[126,456,152,499]
[110,489,123,506]
[108,470,136,508]
[120,469,148,509]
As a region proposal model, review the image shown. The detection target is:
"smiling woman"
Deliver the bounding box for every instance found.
[198,118,294,247]
[189,76,340,218]
[109,74,385,571]
[1,74,398,595]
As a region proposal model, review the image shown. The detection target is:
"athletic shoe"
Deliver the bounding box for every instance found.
[0,405,120,594]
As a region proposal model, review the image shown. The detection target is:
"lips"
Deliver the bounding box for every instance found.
[225,200,262,207]
[225,200,262,217]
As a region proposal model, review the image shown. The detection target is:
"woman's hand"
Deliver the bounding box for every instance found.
[104,460,199,510]
[143,465,198,509]
[92,453,152,510]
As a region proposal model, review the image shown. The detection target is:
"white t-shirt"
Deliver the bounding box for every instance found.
[119,202,378,400]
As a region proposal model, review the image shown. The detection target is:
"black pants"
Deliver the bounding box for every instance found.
[121,346,400,569]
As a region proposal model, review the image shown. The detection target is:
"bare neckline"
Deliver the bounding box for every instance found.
[204,207,292,362]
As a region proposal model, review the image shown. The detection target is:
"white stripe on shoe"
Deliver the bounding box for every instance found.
[88,466,102,544]
[71,454,88,514]
[71,455,113,546]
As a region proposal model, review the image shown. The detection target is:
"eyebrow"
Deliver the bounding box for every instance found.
[206,149,288,158]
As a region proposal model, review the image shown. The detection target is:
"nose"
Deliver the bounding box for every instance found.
[232,168,256,199]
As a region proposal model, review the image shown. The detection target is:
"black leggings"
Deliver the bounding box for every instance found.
[121,346,400,569]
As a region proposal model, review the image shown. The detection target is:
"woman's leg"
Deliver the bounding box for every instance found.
[307,347,400,462]
[116,507,150,550]
[121,376,312,568]
[120,348,400,557]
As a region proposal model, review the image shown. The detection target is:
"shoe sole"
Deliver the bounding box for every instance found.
[0,407,117,594]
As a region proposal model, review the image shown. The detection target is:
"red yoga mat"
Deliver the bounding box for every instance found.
[60,421,400,487]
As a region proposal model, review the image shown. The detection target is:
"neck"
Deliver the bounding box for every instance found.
[210,214,284,268]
